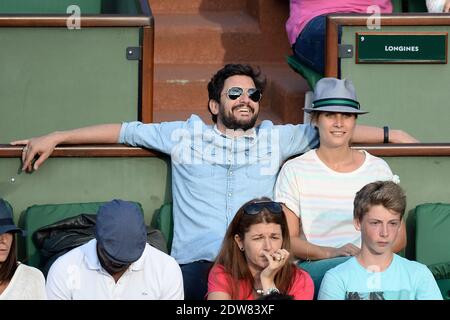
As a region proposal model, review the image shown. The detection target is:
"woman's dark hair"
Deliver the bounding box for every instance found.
[0,233,18,283]
[207,64,266,123]
[211,197,301,299]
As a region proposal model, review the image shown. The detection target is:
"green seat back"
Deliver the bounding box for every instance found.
[22,201,142,268]
[0,0,143,14]
[286,55,323,90]
[101,0,142,14]
[405,0,428,12]
[415,203,450,300]
[415,203,450,266]
[428,262,450,299]
[428,261,450,300]
[151,202,173,254]
[0,0,102,14]
[436,279,450,300]
[391,0,404,13]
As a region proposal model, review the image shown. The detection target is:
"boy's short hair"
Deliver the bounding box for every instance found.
[353,181,406,221]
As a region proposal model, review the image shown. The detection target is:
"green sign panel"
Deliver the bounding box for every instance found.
[356,33,447,63]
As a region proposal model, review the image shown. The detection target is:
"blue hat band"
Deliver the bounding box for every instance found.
[312,98,360,110]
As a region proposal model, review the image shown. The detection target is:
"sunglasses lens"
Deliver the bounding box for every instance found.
[226,87,261,102]
[248,88,261,102]
[244,202,282,215]
[227,87,243,100]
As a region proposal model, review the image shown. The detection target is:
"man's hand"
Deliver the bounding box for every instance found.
[10,124,122,172]
[11,132,61,172]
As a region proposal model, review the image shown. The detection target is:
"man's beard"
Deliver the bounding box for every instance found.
[219,103,258,131]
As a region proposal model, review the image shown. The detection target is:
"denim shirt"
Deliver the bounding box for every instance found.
[119,115,318,264]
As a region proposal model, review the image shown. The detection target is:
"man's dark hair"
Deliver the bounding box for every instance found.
[207,64,266,123]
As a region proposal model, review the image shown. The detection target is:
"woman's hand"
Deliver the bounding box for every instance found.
[328,243,360,258]
[260,249,290,289]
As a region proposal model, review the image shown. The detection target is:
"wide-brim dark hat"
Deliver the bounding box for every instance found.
[304,78,368,114]
[0,199,26,236]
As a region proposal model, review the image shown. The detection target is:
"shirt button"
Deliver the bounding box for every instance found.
[229,171,233,175]
[228,193,232,197]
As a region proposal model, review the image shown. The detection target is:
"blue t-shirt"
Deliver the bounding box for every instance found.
[318,254,443,300]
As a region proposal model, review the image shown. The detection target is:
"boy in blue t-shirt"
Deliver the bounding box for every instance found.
[318,181,443,300]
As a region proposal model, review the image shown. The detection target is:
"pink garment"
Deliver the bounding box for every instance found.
[207,264,314,300]
[286,0,393,45]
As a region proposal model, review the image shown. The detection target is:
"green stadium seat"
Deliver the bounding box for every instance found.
[286,55,323,90]
[391,0,404,13]
[405,0,428,12]
[151,202,173,254]
[0,0,101,14]
[428,262,450,300]
[415,202,450,299]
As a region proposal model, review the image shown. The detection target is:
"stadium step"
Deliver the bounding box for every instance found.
[150,0,246,15]
[150,0,309,125]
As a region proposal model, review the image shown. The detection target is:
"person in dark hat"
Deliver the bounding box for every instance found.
[275,78,407,298]
[0,199,46,300]
[45,199,183,300]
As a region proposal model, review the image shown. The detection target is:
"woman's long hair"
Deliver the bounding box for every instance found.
[0,233,18,283]
[212,197,300,299]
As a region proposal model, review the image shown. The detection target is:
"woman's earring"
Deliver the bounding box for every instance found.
[239,247,244,252]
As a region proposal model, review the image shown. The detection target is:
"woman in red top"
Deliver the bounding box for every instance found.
[207,198,314,300]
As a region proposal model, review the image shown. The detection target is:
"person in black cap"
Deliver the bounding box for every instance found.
[0,199,46,300]
[275,78,407,298]
[45,199,183,300]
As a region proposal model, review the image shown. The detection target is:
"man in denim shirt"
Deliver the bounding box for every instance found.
[14,64,417,299]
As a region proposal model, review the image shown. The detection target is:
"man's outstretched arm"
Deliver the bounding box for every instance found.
[11,124,122,172]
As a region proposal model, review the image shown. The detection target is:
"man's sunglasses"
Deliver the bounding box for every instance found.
[243,201,283,215]
[225,87,262,103]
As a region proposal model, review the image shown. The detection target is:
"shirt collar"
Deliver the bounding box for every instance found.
[213,124,256,140]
